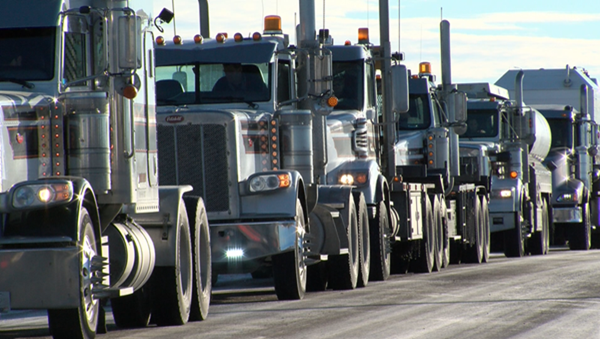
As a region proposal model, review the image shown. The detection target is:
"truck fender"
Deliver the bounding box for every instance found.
[315,185,354,251]
[131,185,193,267]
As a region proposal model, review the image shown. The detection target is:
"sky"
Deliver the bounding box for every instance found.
[155,0,600,84]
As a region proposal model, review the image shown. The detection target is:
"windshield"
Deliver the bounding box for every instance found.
[332,61,364,110]
[462,109,498,138]
[397,94,431,130]
[155,62,271,106]
[0,27,56,81]
[547,118,572,149]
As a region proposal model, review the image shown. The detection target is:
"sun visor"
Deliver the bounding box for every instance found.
[156,41,278,66]
[0,0,62,28]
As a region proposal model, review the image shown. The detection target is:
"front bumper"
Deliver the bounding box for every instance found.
[210,220,298,274]
[0,245,80,311]
[552,207,582,223]
[490,212,518,233]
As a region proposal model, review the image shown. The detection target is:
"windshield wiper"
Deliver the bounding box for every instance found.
[0,77,35,89]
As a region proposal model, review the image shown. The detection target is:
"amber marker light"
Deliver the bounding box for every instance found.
[327,96,338,107]
[419,62,431,74]
[356,173,368,185]
[123,86,138,99]
[510,171,518,179]
[173,35,182,44]
[252,32,262,41]
[234,33,244,42]
[344,40,352,46]
[216,33,227,43]
[278,174,291,188]
[358,28,369,44]
[156,36,165,45]
[194,34,203,44]
[264,15,282,34]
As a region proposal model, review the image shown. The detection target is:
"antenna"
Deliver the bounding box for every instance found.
[440,7,443,20]
[171,0,177,35]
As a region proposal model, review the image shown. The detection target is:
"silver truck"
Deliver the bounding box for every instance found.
[458,80,553,257]
[154,0,393,298]
[497,66,600,250]
[0,1,211,339]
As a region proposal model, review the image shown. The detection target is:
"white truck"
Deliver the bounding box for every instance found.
[497,66,600,249]
[458,80,553,257]
[0,1,210,338]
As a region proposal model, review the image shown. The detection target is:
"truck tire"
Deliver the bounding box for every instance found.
[111,287,152,328]
[440,198,450,268]
[413,195,435,273]
[481,196,491,263]
[432,195,443,272]
[48,207,100,339]
[369,201,391,280]
[529,199,549,255]
[354,192,370,288]
[568,203,591,250]
[273,199,307,300]
[184,197,211,321]
[504,211,525,258]
[306,261,328,292]
[151,200,193,326]
[464,196,483,263]
[328,195,359,290]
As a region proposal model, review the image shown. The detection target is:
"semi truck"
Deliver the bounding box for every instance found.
[497,66,600,249]
[0,2,211,339]
[153,0,400,298]
[458,79,553,257]
[377,17,490,272]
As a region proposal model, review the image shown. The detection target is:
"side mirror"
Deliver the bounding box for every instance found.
[390,65,409,114]
[450,91,467,122]
[118,15,141,70]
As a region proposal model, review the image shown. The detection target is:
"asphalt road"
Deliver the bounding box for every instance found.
[2,248,600,339]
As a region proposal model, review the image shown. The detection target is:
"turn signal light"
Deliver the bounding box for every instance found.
[509,171,518,179]
[327,96,338,107]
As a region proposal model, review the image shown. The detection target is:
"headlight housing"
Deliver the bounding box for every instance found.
[248,173,291,193]
[556,192,578,203]
[491,188,513,199]
[11,181,74,209]
[338,172,368,186]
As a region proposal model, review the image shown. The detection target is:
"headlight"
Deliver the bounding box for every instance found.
[556,192,577,203]
[491,188,513,199]
[12,181,74,209]
[248,173,290,193]
[338,172,368,186]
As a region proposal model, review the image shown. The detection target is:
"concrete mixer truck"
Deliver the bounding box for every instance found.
[497,66,600,249]
[458,77,553,257]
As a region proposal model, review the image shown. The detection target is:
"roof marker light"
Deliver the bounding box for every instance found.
[173,35,182,45]
[194,34,203,44]
[358,28,369,44]
[264,15,282,34]
[234,32,244,42]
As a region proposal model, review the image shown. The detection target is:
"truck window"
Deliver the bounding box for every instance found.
[333,61,364,110]
[277,60,291,103]
[0,27,56,81]
[547,118,572,149]
[156,62,271,106]
[462,109,498,138]
[398,94,431,130]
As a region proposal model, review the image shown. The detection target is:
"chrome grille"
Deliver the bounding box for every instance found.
[157,124,230,212]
